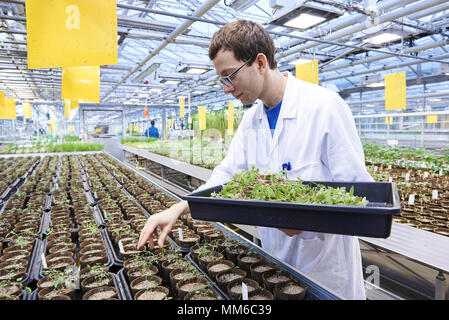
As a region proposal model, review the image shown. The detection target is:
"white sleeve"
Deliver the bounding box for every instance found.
[319,93,373,182]
[194,120,248,192]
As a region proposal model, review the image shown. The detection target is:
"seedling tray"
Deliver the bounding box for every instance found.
[183,181,401,238]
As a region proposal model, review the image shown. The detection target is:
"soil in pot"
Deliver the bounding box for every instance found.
[207,260,234,280]
[0,281,22,299]
[46,256,75,272]
[176,233,200,248]
[216,268,247,292]
[82,286,118,300]
[176,276,210,300]
[184,288,221,300]
[37,287,72,300]
[250,262,277,285]
[81,273,114,294]
[227,278,260,300]
[130,275,163,297]
[274,280,308,300]
[79,252,108,269]
[262,269,294,292]
[225,245,249,264]
[237,252,263,272]
[161,258,190,280]
[48,243,77,255]
[126,265,159,284]
[248,288,274,300]
[0,267,27,282]
[134,286,169,300]
[204,230,225,243]
[198,251,224,271]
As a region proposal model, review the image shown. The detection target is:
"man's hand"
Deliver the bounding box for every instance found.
[137,200,189,250]
[279,228,303,237]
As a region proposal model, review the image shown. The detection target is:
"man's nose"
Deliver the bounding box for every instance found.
[223,84,233,94]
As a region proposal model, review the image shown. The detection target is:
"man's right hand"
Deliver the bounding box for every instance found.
[137,200,189,250]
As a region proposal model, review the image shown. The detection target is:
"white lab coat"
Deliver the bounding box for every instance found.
[197,72,373,300]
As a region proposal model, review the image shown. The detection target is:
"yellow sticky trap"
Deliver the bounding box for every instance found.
[0,91,4,108]
[49,119,55,132]
[385,71,406,110]
[179,97,185,118]
[295,59,319,85]
[26,0,118,69]
[64,100,71,119]
[0,98,17,119]
[228,103,234,136]
[95,128,102,133]
[384,117,393,125]
[427,115,438,124]
[71,100,79,109]
[61,66,100,103]
[198,106,206,131]
[23,102,32,119]
[69,125,75,133]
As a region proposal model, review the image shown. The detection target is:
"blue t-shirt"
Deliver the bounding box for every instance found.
[145,126,159,138]
[264,100,282,136]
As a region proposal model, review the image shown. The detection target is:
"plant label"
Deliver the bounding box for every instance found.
[388,177,393,183]
[118,240,125,254]
[103,210,108,218]
[94,191,97,199]
[432,190,438,200]
[41,253,47,269]
[178,228,183,241]
[388,165,392,170]
[440,170,443,176]
[424,172,429,179]
[374,166,378,172]
[241,282,248,300]
[405,173,410,181]
[408,194,415,205]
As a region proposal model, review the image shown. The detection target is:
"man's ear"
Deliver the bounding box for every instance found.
[255,53,268,74]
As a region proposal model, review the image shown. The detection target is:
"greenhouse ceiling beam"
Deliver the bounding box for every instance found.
[320,39,449,73]
[354,110,449,119]
[275,0,448,61]
[321,52,449,82]
[346,91,449,105]
[101,0,221,102]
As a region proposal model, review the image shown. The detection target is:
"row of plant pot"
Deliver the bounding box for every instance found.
[0,156,58,300]
[366,164,449,237]
[34,155,124,300]
[0,156,39,201]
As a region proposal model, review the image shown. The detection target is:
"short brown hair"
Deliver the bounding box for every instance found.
[209,20,277,69]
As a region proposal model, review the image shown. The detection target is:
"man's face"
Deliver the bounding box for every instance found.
[212,49,262,105]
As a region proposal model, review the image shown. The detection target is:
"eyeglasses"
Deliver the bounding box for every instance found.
[218,58,253,88]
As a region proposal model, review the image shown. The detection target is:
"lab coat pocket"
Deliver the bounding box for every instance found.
[288,161,326,181]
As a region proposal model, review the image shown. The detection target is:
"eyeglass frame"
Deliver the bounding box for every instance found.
[218,57,254,88]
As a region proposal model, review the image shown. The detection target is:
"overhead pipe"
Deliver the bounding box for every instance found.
[101,0,221,102]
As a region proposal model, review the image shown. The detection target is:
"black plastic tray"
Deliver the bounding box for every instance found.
[183,181,401,238]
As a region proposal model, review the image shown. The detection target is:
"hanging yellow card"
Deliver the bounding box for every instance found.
[64,100,71,119]
[61,66,100,103]
[23,102,32,119]
[71,100,80,109]
[426,115,438,124]
[385,71,406,110]
[198,106,206,131]
[26,0,118,69]
[0,98,17,119]
[228,103,234,136]
[295,59,319,85]
[179,97,185,118]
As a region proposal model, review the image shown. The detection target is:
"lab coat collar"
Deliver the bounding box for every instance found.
[255,72,299,121]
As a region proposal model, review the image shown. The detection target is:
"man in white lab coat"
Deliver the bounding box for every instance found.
[138,20,373,300]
